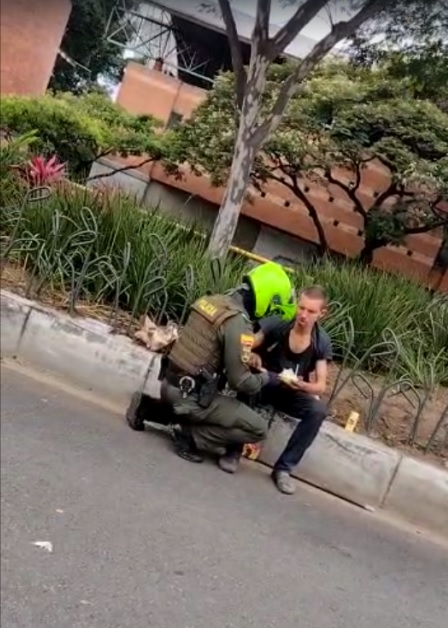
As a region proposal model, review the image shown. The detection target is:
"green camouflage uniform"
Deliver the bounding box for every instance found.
[161,293,269,455]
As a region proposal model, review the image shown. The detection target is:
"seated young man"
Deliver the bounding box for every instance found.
[220,286,332,496]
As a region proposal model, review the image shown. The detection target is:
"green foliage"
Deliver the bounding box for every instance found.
[0,92,165,180]
[173,61,448,260]
[1,181,446,388]
[348,1,448,110]
[0,131,39,205]
[1,185,248,324]
[293,258,448,388]
[50,0,130,93]
[0,130,38,180]
[379,45,448,113]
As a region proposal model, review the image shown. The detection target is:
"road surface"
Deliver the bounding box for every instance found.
[1,364,447,628]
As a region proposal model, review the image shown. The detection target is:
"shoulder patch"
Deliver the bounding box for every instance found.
[196,298,218,317]
[240,333,254,363]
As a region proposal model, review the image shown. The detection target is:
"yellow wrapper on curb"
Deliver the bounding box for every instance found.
[243,443,261,460]
[345,411,360,432]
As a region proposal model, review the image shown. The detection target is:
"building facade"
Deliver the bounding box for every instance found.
[0,0,72,96]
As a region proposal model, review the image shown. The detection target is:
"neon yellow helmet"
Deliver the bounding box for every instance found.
[244,262,296,320]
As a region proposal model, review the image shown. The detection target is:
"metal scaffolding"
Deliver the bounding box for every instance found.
[104,0,231,86]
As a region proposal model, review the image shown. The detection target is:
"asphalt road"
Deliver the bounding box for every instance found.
[1,364,447,628]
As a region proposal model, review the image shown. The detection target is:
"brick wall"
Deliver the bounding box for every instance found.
[0,0,72,96]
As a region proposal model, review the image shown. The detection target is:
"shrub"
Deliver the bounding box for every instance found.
[0,130,38,207]
[1,184,248,324]
[13,155,66,187]
[0,92,165,180]
[1,180,446,389]
[294,259,448,387]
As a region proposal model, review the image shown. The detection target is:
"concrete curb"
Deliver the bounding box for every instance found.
[1,289,447,537]
[0,290,162,404]
[382,457,448,533]
[258,415,402,509]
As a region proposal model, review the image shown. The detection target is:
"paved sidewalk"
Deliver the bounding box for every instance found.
[1,365,447,628]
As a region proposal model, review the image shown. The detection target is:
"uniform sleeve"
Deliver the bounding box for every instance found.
[220,315,271,395]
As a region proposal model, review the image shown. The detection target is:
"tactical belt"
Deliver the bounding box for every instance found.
[164,363,201,397]
[165,364,218,407]
[165,368,198,390]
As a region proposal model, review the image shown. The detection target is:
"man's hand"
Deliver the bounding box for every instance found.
[248,352,265,372]
[282,376,304,391]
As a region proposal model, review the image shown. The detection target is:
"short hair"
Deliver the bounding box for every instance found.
[299,285,328,306]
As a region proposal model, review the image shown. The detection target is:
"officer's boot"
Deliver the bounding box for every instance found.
[218,445,243,474]
[172,425,204,463]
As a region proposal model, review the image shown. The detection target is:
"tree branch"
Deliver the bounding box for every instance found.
[267,0,330,60]
[253,0,389,145]
[218,0,247,109]
[325,167,367,218]
[404,216,448,235]
[272,161,330,254]
[94,148,114,161]
[79,148,114,168]
[253,0,272,44]
[375,154,397,174]
[374,180,397,207]
[353,160,363,192]
[86,157,156,181]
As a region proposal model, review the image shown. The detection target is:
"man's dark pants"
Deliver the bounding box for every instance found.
[238,384,327,472]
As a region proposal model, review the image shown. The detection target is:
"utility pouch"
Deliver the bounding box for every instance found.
[197,371,219,408]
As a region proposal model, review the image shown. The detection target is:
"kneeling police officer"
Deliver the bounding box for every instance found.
[161,261,295,470]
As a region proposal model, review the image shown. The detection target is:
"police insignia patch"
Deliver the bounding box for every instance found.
[240,334,254,363]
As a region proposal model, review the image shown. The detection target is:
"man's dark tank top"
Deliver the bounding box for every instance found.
[259,323,316,381]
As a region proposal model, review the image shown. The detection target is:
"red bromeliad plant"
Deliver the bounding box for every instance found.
[14,155,66,187]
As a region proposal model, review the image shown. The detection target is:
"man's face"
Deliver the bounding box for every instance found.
[294,294,326,330]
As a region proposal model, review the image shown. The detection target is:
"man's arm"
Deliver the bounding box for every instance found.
[221,315,279,396]
[252,330,265,349]
[294,360,328,396]
[293,331,332,395]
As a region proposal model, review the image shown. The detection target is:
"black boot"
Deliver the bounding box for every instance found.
[172,425,203,463]
[125,392,146,431]
[218,445,243,474]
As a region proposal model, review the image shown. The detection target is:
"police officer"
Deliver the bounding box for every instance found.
[160,261,295,469]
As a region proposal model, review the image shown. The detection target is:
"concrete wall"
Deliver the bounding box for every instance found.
[253,225,319,265]
[88,160,260,252]
[0,0,72,95]
[144,180,260,251]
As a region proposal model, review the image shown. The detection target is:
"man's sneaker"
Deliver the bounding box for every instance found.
[218,454,241,474]
[271,470,296,495]
[172,426,203,463]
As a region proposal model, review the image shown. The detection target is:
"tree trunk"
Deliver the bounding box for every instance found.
[206,122,257,258]
[358,237,386,265]
[206,0,389,260]
[207,53,269,259]
[308,210,329,257]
